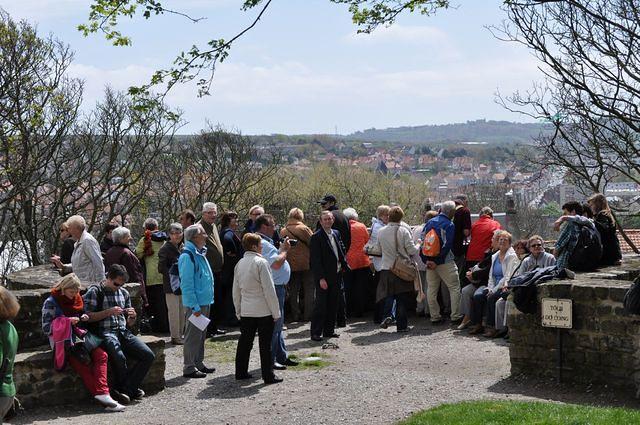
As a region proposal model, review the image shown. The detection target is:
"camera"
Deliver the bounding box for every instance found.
[288,239,298,246]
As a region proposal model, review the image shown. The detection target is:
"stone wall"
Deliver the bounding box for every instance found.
[13,336,166,408]
[508,257,640,394]
[2,265,166,409]
[5,265,144,349]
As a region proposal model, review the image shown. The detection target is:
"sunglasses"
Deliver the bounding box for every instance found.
[530,244,543,248]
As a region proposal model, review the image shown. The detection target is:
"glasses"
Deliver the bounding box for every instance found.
[170,231,183,235]
[530,244,543,248]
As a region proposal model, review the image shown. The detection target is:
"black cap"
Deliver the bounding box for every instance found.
[317,194,337,205]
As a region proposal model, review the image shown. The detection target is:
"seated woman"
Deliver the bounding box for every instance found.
[41,274,125,411]
[457,229,501,330]
[468,231,519,337]
[233,233,282,385]
[588,193,622,266]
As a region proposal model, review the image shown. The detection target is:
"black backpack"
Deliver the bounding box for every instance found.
[568,222,603,272]
[623,276,640,315]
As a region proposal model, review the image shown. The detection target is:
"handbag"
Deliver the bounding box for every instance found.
[391,226,417,282]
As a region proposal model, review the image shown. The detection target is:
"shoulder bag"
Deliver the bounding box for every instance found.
[391,226,417,282]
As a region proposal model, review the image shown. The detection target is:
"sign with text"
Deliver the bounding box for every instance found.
[541,298,573,329]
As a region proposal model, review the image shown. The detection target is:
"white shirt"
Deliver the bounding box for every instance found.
[325,229,341,272]
[232,251,281,319]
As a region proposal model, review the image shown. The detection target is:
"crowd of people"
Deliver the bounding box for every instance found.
[0,191,625,416]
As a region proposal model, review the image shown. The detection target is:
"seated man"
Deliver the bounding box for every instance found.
[553,201,600,271]
[84,264,156,405]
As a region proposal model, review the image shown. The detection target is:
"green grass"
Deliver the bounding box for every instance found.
[399,401,640,425]
[287,352,331,370]
[204,339,237,363]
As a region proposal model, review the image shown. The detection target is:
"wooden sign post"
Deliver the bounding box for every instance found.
[541,298,573,383]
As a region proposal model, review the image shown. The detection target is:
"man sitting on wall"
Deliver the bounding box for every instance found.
[84,264,156,405]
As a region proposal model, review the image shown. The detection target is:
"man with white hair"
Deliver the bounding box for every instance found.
[421,201,463,325]
[50,215,105,285]
[198,202,225,336]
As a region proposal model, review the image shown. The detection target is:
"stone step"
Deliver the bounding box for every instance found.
[13,335,166,408]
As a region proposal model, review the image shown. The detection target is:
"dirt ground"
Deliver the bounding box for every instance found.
[12,316,640,425]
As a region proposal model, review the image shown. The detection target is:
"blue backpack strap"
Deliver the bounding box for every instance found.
[47,296,64,318]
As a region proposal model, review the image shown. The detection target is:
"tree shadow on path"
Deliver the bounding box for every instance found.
[488,374,640,409]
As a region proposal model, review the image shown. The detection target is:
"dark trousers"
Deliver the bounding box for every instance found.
[208,272,223,333]
[373,271,384,324]
[235,316,275,381]
[310,276,341,337]
[146,284,169,333]
[102,328,156,396]
[336,282,347,327]
[471,287,489,325]
[485,290,505,327]
[383,292,410,331]
[345,267,371,317]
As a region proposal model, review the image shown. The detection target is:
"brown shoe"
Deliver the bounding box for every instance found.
[468,324,484,335]
[483,328,497,338]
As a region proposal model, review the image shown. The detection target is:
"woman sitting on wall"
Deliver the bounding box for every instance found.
[41,274,125,412]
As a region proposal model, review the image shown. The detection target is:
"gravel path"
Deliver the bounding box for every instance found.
[10,317,638,425]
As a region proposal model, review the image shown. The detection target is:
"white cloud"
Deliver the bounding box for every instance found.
[345,24,450,46]
[66,51,542,133]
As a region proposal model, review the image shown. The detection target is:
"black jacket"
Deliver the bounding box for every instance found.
[316,206,352,252]
[310,228,349,286]
[158,241,182,294]
[594,212,622,266]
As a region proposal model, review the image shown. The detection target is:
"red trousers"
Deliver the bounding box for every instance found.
[68,347,109,396]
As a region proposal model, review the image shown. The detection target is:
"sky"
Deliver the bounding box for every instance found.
[2,0,542,135]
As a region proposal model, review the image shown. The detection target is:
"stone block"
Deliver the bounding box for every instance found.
[13,335,165,409]
[570,284,596,302]
[610,286,629,303]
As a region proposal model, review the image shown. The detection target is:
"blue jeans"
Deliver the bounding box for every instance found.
[101,328,155,396]
[470,286,489,325]
[383,292,409,331]
[271,285,287,364]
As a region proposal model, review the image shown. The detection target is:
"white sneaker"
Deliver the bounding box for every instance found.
[94,394,118,408]
[105,403,126,412]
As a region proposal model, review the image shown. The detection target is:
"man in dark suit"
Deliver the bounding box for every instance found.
[310,210,350,341]
[316,194,352,252]
[316,194,351,326]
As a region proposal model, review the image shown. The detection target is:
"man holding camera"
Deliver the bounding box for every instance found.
[255,214,299,370]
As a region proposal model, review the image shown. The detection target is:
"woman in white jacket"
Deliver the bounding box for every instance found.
[468,231,520,336]
[233,233,282,385]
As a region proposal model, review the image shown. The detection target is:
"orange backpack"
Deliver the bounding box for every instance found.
[422,228,441,257]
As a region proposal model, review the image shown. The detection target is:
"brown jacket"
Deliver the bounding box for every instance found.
[280,219,313,272]
[199,219,224,273]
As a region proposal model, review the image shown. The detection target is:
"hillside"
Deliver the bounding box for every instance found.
[348,119,550,144]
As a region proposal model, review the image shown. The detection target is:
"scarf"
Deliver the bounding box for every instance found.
[51,287,84,316]
[143,229,154,256]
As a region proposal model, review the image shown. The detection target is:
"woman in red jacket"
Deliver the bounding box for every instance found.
[343,208,372,318]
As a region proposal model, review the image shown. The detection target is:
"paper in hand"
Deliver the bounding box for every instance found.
[188,312,210,331]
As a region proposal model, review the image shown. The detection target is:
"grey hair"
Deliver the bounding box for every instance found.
[112,227,131,244]
[202,202,217,213]
[343,207,358,221]
[184,224,205,242]
[168,222,183,234]
[65,215,86,231]
[143,218,158,231]
[480,206,494,217]
[440,200,456,217]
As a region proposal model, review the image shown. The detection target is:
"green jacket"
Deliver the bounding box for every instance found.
[136,237,165,286]
[0,320,18,397]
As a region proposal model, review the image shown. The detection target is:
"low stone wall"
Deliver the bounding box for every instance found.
[6,267,144,349]
[508,257,640,394]
[13,335,166,408]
